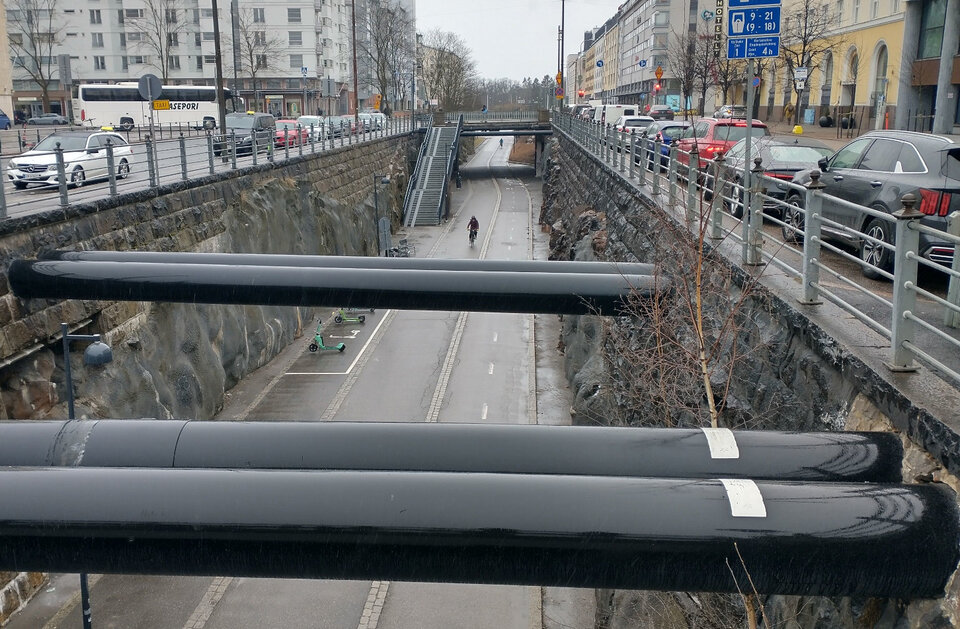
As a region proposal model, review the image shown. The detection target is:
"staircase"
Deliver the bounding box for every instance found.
[403,119,462,227]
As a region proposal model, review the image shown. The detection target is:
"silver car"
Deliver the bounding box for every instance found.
[6,131,133,189]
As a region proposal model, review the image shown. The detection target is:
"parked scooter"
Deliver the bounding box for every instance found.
[308,320,346,353]
[333,307,366,324]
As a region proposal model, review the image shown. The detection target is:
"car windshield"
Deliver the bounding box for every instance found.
[33,135,87,151]
[661,127,686,139]
[714,125,768,142]
[226,117,256,130]
[768,145,834,163]
[277,122,298,130]
[626,119,652,128]
[943,148,960,180]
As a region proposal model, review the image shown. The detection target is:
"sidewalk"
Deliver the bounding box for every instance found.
[764,119,870,150]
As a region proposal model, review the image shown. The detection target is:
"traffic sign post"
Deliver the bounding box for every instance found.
[655,66,663,81]
[728,6,780,36]
[555,87,565,100]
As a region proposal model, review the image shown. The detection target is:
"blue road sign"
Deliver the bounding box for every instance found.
[597,60,604,68]
[728,6,780,37]
[746,36,780,57]
[727,39,746,59]
[728,0,780,6]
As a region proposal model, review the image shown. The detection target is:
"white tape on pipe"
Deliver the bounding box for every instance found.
[700,427,740,459]
[719,478,767,518]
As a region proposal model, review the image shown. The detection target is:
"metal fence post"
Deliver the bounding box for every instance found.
[207,132,215,175]
[55,142,69,207]
[744,156,764,265]
[179,134,188,181]
[310,125,317,153]
[251,131,258,166]
[105,138,117,196]
[0,154,6,217]
[145,135,158,188]
[618,130,626,172]
[686,144,699,227]
[652,138,662,195]
[268,134,275,162]
[298,126,303,157]
[629,133,636,179]
[284,133,290,161]
[230,130,238,170]
[945,211,960,328]
[709,153,725,240]
[798,170,826,305]
[889,193,922,372]
[637,136,647,186]
[667,143,678,209]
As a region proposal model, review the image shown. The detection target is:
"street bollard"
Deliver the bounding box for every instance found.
[799,170,825,305]
[686,144,699,227]
[743,156,764,266]
[206,132,215,175]
[230,130,238,170]
[652,138,662,195]
[709,153,725,240]
[105,138,117,196]
[889,193,923,372]
[145,135,158,188]
[55,142,69,207]
[179,134,188,181]
[946,211,960,328]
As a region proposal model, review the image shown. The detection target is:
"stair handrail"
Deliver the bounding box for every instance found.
[402,115,434,224]
[436,117,463,223]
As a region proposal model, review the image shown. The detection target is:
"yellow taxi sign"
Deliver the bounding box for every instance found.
[152,100,171,111]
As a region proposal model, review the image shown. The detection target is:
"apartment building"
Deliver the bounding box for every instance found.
[6,0,413,120]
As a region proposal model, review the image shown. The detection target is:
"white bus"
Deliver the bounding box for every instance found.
[72,83,240,130]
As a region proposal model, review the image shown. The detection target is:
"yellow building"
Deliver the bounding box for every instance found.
[583,42,598,99]
[0,2,12,117]
[758,0,904,130]
[602,23,620,97]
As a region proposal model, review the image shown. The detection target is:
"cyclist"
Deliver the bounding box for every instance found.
[467,215,480,244]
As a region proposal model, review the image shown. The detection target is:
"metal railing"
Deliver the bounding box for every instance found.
[443,111,540,124]
[402,115,433,224]
[0,116,416,221]
[554,112,960,388]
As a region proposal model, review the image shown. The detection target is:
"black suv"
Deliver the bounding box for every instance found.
[214,112,276,156]
[784,130,960,279]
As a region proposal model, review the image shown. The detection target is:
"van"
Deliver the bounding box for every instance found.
[593,104,640,124]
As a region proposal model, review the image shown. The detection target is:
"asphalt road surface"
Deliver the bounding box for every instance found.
[6,138,595,629]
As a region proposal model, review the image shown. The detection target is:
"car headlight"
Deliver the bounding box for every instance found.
[7,161,17,169]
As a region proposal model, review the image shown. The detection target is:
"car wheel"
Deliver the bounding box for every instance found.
[861,217,895,280]
[12,181,26,190]
[117,159,130,179]
[781,195,805,243]
[120,119,134,132]
[70,166,85,188]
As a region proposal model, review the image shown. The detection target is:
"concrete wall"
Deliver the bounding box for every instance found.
[540,131,960,628]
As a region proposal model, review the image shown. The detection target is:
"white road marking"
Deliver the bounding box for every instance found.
[493,332,498,343]
[182,577,233,629]
[356,580,389,629]
[488,362,495,375]
[328,329,361,339]
[287,311,392,376]
[481,403,488,420]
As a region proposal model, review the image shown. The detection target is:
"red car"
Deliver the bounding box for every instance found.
[275,120,308,147]
[674,117,770,171]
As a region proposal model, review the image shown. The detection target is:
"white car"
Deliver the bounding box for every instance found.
[7,131,132,189]
[359,110,387,130]
[614,115,656,133]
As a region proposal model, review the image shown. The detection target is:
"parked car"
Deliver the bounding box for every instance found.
[27,113,69,126]
[213,111,276,156]
[708,135,834,219]
[297,115,330,140]
[0,109,11,130]
[6,130,132,189]
[639,120,692,169]
[784,130,960,279]
[714,105,748,119]
[647,105,676,121]
[614,115,655,133]
[675,117,770,171]
[359,110,387,129]
[579,107,596,121]
[275,119,308,147]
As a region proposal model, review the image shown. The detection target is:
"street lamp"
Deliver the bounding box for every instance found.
[373,174,391,255]
[61,322,113,629]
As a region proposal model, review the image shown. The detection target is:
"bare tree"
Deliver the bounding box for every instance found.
[691,26,716,115]
[714,54,746,106]
[780,0,835,124]
[125,0,189,82]
[356,0,413,115]
[666,30,697,120]
[230,8,285,110]
[7,0,64,112]
[421,29,477,111]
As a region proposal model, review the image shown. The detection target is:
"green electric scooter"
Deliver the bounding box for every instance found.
[308,320,345,353]
[333,307,366,324]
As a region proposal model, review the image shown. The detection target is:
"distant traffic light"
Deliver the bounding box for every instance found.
[578,90,585,97]
[654,82,661,92]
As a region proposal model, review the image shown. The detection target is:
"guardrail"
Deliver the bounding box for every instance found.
[554,112,960,388]
[0,116,416,221]
[444,111,541,124]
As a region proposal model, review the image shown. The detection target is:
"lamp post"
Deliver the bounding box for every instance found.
[61,322,113,629]
[373,174,391,255]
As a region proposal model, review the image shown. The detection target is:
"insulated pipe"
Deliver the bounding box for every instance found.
[38,250,655,276]
[7,260,654,316]
[0,468,953,597]
[0,420,903,483]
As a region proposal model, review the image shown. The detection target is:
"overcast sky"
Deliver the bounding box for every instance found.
[415,0,624,82]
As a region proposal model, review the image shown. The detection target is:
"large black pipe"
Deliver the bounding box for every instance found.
[0,468,953,597]
[38,250,655,276]
[0,420,903,482]
[8,260,655,315]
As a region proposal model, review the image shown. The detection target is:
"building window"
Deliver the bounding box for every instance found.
[125,9,144,19]
[8,33,22,45]
[166,9,177,23]
[254,31,266,45]
[92,32,104,47]
[90,9,102,24]
[891,0,900,12]
[256,54,267,68]
[195,32,202,47]
[128,32,143,42]
[168,55,180,70]
[253,8,265,23]
[196,56,203,70]
[204,55,216,64]
[870,0,878,18]
[168,32,179,47]
[94,56,106,70]
[201,8,214,17]
[290,53,303,68]
[835,0,844,21]
[852,0,860,21]
[289,31,302,46]
[288,8,301,22]
[203,32,216,40]
[119,33,127,48]
[918,0,946,58]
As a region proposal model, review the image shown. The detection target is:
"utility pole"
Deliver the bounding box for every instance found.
[351,0,360,127]
[230,1,240,111]
[211,0,228,133]
[560,0,565,109]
